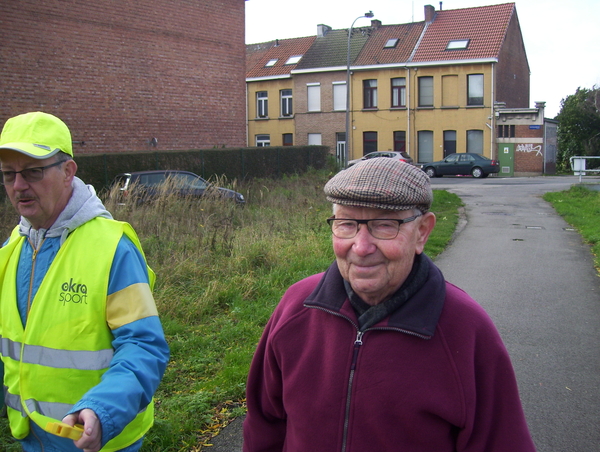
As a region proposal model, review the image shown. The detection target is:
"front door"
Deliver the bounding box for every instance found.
[497,143,514,177]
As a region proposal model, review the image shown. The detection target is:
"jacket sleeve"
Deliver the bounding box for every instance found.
[442,285,536,452]
[243,312,288,452]
[68,235,169,446]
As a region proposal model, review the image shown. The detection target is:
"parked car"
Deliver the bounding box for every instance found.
[348,151,414,167]
[421,153,500,178]
[110,170,245,205]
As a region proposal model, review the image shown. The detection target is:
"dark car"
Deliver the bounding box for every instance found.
[110,170,245,205]
[421,153,500,178]
[348,151,414,167]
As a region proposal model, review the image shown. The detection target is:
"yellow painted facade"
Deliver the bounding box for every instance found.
[349,63,495,163]
[247,78,295,147]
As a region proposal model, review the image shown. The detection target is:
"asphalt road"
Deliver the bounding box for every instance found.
[207,175,600,452]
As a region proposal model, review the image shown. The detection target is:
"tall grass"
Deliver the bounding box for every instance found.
[0,170,462,451]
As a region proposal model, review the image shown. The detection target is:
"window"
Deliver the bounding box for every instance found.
[336,132,346,161]
[256,134,270,147]
[307,84,321,112]
[393,131,406,153]
[446,39,470,50]
[391,78,406,108]
[283,133,293,146]
[467,74,484,106]
[363,131,378,154]
[265,59,278,67]
[333,82,347,111]
[443,130,456,157]
[467,130,484,154]
[418,130,434,162]
[384,38,399,48]
[285,55,302,65]
[363,80,378,109]
[498,124,515,138]
[280,89,293,117]
[308,133,322,145]
[256,91,268,118]
[418,76,433,107]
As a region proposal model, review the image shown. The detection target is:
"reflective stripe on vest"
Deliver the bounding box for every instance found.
[1,336,113,370]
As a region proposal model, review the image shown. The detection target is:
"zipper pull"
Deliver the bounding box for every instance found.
[355,331,364,346]
[350,331,364,371]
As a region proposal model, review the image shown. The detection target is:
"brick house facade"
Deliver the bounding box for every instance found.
[0,0,246,154]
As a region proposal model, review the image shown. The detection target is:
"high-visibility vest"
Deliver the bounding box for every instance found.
[0,218,156,451]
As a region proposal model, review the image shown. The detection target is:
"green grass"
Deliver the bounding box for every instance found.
[0,170,462,451]
[543,184,600,272]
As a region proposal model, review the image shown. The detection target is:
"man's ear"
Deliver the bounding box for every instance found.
[63,159,78,184]
[415,212,436,255]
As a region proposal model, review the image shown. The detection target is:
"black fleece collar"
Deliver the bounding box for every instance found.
[304,254,446,339]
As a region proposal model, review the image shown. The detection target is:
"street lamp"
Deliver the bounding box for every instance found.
[344,10,374,168]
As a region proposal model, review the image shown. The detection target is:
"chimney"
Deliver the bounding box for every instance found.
[317,24,332,38]
[424,5,436,23]
[371,19,382,29]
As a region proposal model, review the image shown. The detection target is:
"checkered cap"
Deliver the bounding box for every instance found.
[324,158,432,212]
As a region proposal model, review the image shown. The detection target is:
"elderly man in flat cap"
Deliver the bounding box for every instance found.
[243,158,536,452]
[0,112,169,452]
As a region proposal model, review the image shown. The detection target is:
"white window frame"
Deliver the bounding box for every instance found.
[256,134,270,147]
[333,81,347,111]
[256,91,268,118]
[280,89,293,117]
[307,83,321,112]
[467,74,484,106]
[285,55,302,65]
[391,77,406,108]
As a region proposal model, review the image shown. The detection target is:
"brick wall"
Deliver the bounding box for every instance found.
[0,0,246,155]
[294,72,346,149]
[495,12,530,108]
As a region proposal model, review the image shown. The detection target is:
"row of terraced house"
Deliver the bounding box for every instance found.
[246,3,558,176]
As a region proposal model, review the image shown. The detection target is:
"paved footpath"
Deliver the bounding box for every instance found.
[207,176,600,452]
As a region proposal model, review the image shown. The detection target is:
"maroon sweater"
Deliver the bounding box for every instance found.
[244,257,536,452]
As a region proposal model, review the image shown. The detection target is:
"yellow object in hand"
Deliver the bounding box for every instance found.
[45,421,84,440]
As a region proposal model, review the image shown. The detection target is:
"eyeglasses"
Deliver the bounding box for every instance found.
[0,160,65,185]
[327,214,422,240]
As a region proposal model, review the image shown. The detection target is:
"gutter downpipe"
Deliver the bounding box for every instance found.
[490,62,495,161]
[407,67,411,157]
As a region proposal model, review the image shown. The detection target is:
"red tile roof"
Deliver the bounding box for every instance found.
[412,3,516,63]
[246,36,316,79]
[354,22,425,66]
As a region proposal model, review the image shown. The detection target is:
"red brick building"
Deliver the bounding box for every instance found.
[496,101,557,176]
[0,1,246,154]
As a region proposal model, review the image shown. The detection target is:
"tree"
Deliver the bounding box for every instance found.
[556,87,600,170]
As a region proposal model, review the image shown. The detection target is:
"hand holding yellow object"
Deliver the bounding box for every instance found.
[45,421,84,440]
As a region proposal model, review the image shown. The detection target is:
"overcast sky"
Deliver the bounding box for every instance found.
[245,0,600,118]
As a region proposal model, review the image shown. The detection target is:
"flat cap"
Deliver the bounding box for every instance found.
[324,158,432,212]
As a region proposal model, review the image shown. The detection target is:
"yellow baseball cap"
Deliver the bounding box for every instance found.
[0,111,73,158]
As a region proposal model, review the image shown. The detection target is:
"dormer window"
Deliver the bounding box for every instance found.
[446,39,470,50]
[285,55,302,65]
[265,59,278,67]
[384,38,399,49]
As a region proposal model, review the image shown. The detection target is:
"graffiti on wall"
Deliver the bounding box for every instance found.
[516,143,542,157]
